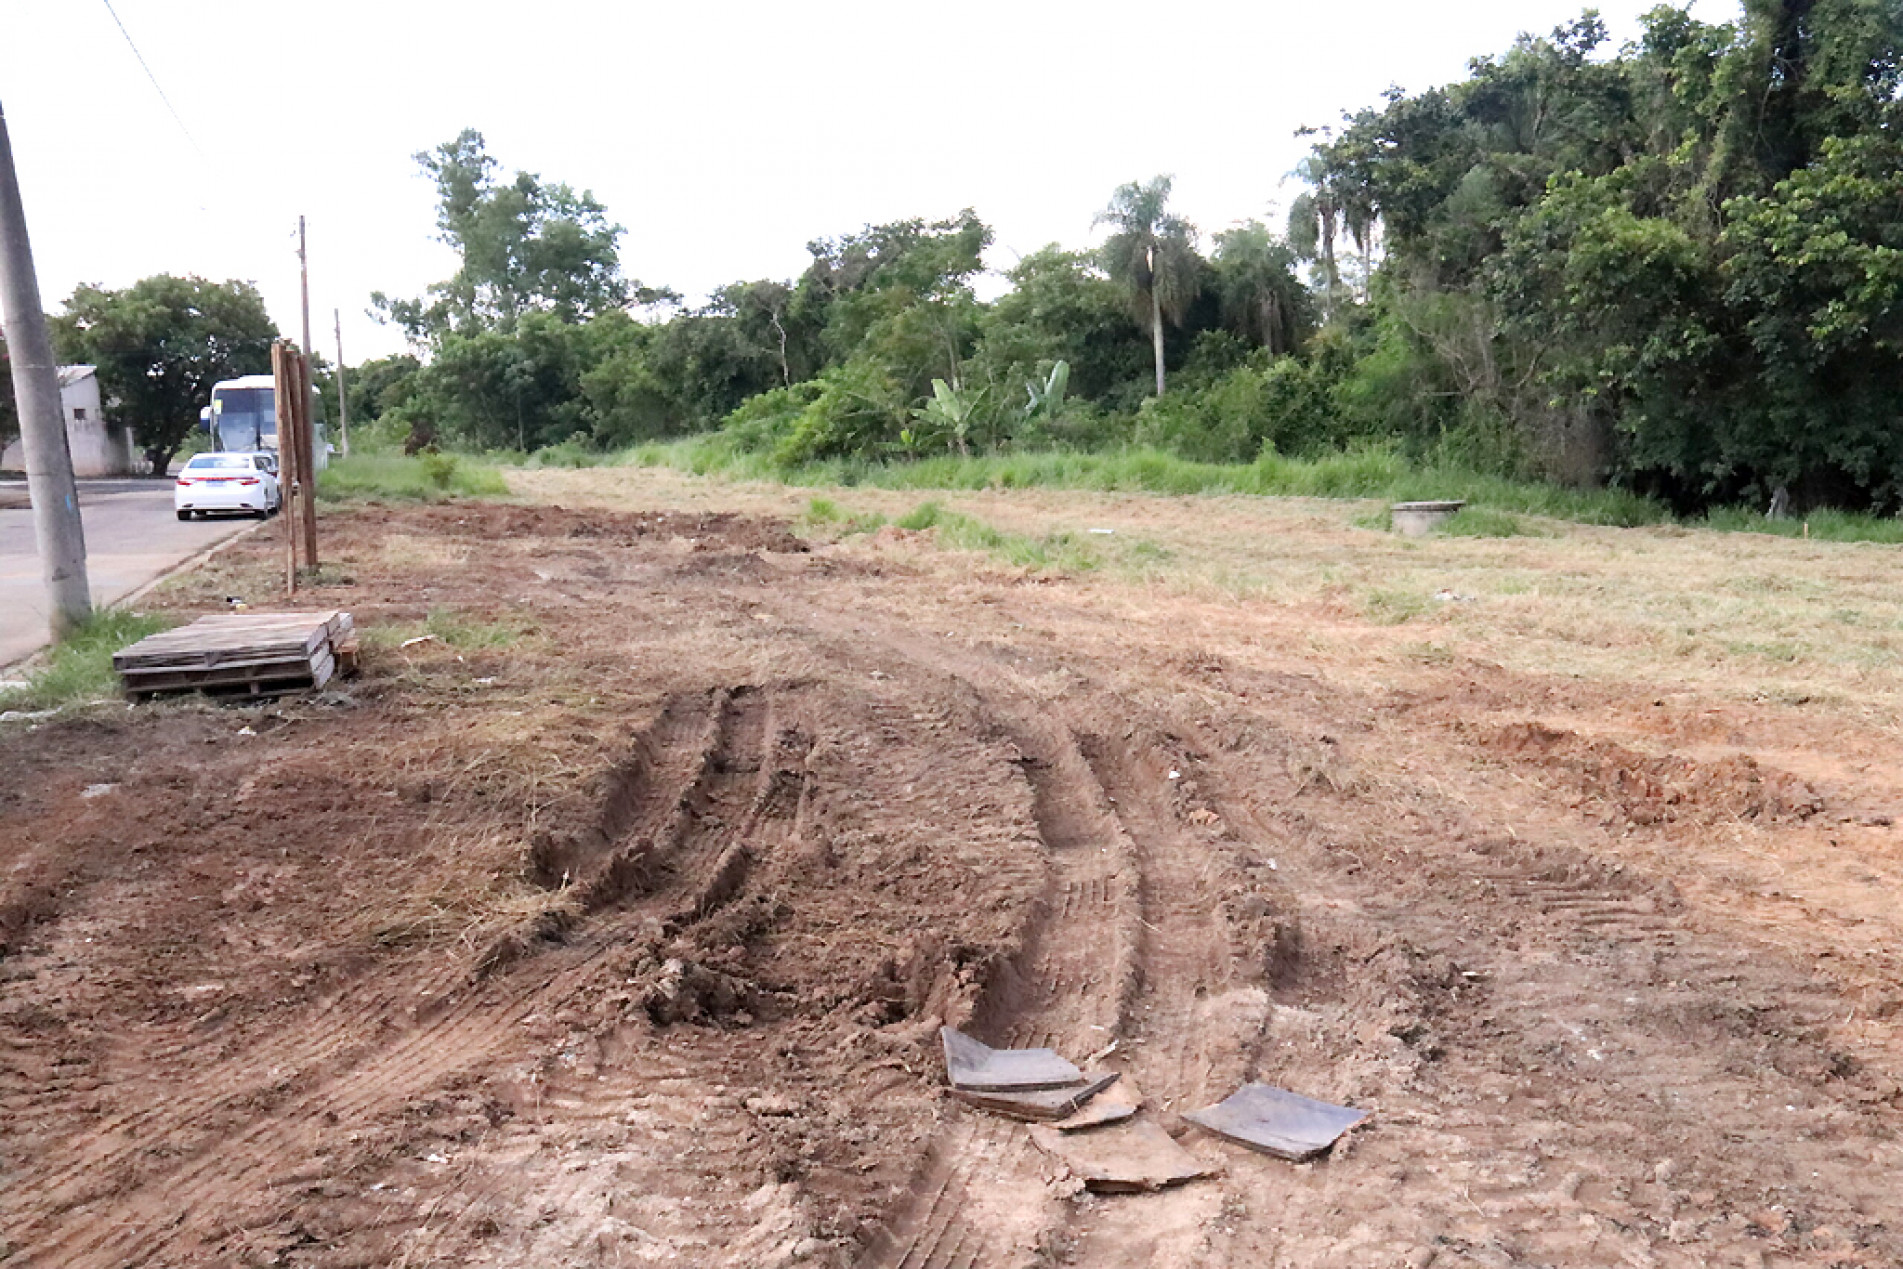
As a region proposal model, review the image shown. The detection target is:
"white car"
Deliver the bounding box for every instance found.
[175,452,281,520]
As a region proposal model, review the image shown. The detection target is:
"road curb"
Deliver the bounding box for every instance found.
[0,519,270,675]
[118,518,270,609]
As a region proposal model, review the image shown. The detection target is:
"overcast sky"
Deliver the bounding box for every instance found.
[1,0,1730,363]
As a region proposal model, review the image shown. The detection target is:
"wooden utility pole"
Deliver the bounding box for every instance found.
[297,215,314,455]
[294,351,317,567]
[333,308,349,458]
[272,339,319,593]
[273,340,299,593]
[0,99,90,636]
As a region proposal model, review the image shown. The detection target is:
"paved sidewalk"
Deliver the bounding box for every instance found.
[0,480,256,669]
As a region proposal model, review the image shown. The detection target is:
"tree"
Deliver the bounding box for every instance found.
[1211,221,1312,355]
[52,276,276,475]
[0,337,17,455]
[1096,177,1201,396]
[971,247,1150,404]
[373,129,629,342]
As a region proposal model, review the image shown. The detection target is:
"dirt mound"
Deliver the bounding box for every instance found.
[1478,720,1826,824]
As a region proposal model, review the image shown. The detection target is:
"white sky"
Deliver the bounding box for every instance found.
[1,0,1730,363]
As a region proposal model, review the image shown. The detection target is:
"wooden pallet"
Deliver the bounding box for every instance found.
[116,612,353,701]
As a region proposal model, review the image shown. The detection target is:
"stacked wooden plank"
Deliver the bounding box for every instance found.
[114,611,356,700]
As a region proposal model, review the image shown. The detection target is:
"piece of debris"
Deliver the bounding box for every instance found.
[1432,589,1475,603]
[80,783,118,799]
[1049,1076,1142,1132]
[940,1027,1083,1092]
[951,1070,1120,1122]
[1088,528,1115,535]
[1184,1082,1367,1161]
[1028,1119,1213,1193]
[400,633,441,650]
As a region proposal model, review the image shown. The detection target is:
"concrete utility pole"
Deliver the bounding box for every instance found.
[0,100,90,637]
[333,308,348,458]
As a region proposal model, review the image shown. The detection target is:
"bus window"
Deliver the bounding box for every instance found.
[211,386,275,452]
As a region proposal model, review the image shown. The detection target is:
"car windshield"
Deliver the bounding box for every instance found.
[188,455,250,470]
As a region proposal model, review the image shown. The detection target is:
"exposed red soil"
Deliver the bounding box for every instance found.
[2,497,1900,1268]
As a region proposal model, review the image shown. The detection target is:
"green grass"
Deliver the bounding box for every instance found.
[1440,506,1544,538]
[800,496,887,536]
[896,500,1099,572]
[1696,506,1903,544]
[621,437,1665,529]
[0,610,176,714]
[318,453,510,503]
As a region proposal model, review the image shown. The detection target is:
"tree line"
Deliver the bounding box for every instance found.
[8,1,1900,513]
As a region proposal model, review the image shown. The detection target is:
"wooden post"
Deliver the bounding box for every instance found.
[294,349,318,568]
[272,340,299,593]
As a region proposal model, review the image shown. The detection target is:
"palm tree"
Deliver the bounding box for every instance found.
[1212,221,1311,356]
[1096,177,1200,396]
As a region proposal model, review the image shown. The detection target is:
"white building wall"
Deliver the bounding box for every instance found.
[0,368,137,477]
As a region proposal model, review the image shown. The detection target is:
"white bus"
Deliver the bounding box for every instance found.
[205,374,329,469]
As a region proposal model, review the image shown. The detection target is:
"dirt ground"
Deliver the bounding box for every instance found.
[2,477,1899,1268]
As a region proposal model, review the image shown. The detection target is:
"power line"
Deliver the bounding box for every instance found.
[99,0,207,162]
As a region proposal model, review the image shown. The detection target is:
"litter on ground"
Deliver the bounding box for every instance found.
[950,1070,1121,1122]
[1028,1120,1213,1193]
[940,1027,1084,1092]
[1184,1082,1367,1161]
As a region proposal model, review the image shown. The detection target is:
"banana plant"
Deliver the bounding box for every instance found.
[907,379,988,456]
[1023,359,1070,421]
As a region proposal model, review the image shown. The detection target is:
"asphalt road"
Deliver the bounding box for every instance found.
[0,480,259,669]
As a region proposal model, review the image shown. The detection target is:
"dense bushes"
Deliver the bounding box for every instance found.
[357,5,1903,518]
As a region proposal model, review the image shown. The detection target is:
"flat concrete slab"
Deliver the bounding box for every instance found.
[1184,1082,1367,1161]
[0,481,256,669]
[1029,1119,1213,1193]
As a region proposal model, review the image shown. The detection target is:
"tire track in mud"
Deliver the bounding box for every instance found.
[778,598,1278,1269]
[1054,732,1260,1267]
[3,687,806,1268]
[860,718,1143,1269]
[5,689,719,1239]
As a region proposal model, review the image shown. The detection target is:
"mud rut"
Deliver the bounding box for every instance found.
[5,512,1900,1267]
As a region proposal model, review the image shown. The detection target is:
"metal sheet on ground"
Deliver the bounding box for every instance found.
[950,1070,1120,1121]
[1184,1082,1367,1161]
[940,1026,1083,1092]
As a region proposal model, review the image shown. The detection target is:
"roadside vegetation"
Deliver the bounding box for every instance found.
[307,0,1903,540]
[317,451,509,503]
[29,2,1903,539]
[0,610,174,714]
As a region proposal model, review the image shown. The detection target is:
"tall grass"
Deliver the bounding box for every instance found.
[318,453,510,502]
[0,610,176,713]
[1697,506,1903,544]
[621,437,1665,528]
